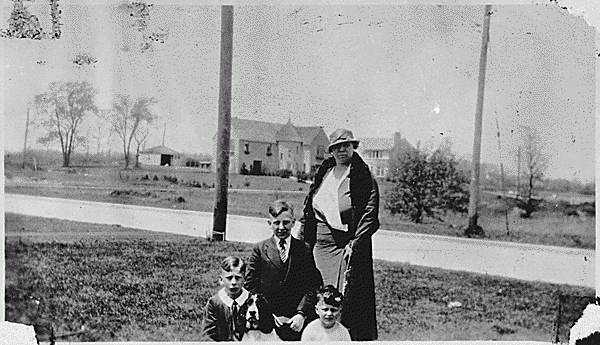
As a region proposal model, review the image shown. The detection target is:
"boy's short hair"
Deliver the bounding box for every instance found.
[317,285,343,308]
[220,256,246,275]
[268,200,294,218]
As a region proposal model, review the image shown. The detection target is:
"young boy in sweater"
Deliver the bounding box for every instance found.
[202,256,249,341]
[301,285,352,341]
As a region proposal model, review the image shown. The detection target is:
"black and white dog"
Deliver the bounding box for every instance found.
[236,293,281,342]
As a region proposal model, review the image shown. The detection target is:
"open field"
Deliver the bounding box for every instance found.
[4,164,595,249]
[5,213,594,342]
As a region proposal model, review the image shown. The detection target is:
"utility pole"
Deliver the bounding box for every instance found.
[465,5,492,237]
[211,5,234,241]
[162,123,166,146]
[495,116,510,235]
[22,108,30,169]
[517,145,521,199]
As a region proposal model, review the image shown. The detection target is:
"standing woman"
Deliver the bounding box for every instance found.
[298,128,380,341]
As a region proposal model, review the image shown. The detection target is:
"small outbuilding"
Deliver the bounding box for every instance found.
[138,145,181,166]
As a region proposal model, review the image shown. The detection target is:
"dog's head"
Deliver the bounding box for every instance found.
[238,293,274,334]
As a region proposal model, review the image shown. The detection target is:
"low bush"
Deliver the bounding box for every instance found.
[276,169,293,179]
[295,171,311,183]
[240,163,249,175]
[185,159,200,167]
[110,190,157,198]
[163,175,178,184]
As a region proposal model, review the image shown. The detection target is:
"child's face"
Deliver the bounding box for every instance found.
[219,267,245,299]
[315,300,341,329]
[268,210,295,240]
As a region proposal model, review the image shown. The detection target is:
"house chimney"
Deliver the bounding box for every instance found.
[393,132,402,150]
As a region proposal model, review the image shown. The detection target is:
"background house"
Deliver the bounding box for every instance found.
[212,117,329,175]
[356,132,414,178]
[138,145,183,167]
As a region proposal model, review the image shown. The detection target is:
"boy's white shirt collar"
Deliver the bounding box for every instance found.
[273,234,291,251]
[218,287,249,308]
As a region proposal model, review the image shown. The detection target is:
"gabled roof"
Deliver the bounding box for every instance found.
[231,117,325,144]
[395,138,415,153]
[297,126,324,145]
[358,137,394,151]
[139,145,179,155]
[276,120,303,142]
[231,117,282,143]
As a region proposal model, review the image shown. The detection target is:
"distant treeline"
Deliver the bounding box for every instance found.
[478,169,595,196]
[4,149,212,169]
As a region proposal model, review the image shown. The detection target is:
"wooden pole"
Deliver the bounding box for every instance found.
[465,5,492,237]
[495,116,510,235]
[517,145,521,199]
[162,123,166,146]
[211,5,234,241]
[22,108,30,169]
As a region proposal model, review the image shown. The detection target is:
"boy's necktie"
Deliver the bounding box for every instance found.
[279,239,288,262]
[232,301,242,341]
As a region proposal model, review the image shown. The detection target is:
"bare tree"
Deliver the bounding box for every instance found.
[133,120,154,168]
[518,127,548,218]
[105,95,157,169]
[34,81,99,167]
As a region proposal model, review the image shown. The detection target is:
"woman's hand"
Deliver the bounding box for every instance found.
[343,243,353,260]
[288,314,306,332]
[273,315,290,327]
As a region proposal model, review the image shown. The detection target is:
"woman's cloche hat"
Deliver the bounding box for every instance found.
[327,128,360,153]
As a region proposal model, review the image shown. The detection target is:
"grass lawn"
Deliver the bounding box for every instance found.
[5,213,594,342]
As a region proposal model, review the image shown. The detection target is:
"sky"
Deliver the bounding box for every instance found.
[1,0,597,183]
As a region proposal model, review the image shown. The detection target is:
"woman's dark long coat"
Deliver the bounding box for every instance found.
[298,152,380,341]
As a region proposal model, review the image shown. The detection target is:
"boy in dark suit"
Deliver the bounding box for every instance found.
[202,256,248,341]
[245,200,323,341]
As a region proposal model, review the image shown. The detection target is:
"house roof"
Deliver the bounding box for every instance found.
[139,145,179,155]
[231,117,282,143]
[297,126,324,145]
[276,120,303,142]
[358,137,394,151]
[231,117,324,144]
[395,138,415,152]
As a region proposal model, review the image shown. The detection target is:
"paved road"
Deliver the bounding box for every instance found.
[4,193,595,288]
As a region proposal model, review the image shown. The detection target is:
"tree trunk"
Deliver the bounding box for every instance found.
[63,152,69,167]
[135,143,141,168]
[528,169,534,201]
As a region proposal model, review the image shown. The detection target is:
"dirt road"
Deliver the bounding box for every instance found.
[4,193,595,288]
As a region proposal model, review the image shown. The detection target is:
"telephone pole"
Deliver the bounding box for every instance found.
[211,5,234,241]
[22,108,30,169]
[465,5,492,237]
[517,145,521,199]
